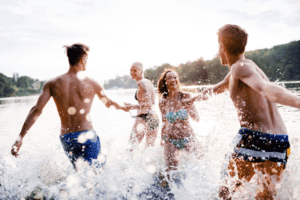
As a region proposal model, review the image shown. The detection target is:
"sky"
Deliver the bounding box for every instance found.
[0,0,299,83]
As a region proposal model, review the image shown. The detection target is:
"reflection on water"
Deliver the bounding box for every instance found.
[0,88,299,199]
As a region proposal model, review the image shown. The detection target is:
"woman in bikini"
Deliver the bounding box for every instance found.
[124,62,159,151]
[158,69,200,172]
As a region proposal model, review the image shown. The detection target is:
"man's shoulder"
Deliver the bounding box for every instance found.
[49,73,67,82]
[231,59,257,78]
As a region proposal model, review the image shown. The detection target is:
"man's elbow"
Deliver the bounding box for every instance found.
[31,106,43,116]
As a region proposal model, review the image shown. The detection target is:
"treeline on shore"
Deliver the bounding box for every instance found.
[104,40,300,89]
[1,40,299,97]
[0,74,45,98]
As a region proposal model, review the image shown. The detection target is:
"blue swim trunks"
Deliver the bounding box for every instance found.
[60,130,103,169]
[233,127,290,165]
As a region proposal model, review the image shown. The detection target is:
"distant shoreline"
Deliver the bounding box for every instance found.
[1,81,299,100]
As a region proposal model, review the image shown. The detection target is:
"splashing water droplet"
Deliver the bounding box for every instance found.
[145,157,151,163]
[100,90,106,96]
[59,190,68,200]
[68,107,76,115]
[17,136,22,142]
[86,113,92,122]
[116,154,122,160]
[100,97,108,104]
[133,184,141,191]
[147,164,156,174]
[126,144,133,151]
[84,98,90,103]
[97,154,106,163]
[86,180,93,188]
[69,189,79,197]
[109,105,116,110]
[136,123,145,132]
[78,133,87,143]
[87,171,95,178]
[76,71,86,81]
[75,157,89,171]
[86,131,95,139]
[66,174,80,188]
[80,109,85,114]
[109,106,116,110]
[102,148,108,155]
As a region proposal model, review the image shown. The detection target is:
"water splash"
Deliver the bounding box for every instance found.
[67,107,76,115]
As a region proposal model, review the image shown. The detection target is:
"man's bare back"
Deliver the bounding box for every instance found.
[49,72,105,135]
[229,58,287,135]
[11,44,126,170]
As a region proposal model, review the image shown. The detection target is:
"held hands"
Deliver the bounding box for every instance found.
[11,137,23,157]
[120,105,129,112]
[181,92,210,108]
[123,103,132,112]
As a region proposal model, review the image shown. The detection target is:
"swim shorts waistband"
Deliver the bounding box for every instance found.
[234,127,290,164]
[60,130,96,141]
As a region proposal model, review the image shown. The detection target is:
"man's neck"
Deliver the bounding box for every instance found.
[68,65,82,74]
[226,53,245,68]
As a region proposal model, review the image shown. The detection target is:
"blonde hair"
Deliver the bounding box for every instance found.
[131,62,143,71]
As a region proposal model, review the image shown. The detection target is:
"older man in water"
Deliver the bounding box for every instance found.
[187,24,300,199]
[11,43,127,170]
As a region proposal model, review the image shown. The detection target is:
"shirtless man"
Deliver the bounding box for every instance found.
[11,43,126,170]
[124,62,159,151]
[187,24,300,199]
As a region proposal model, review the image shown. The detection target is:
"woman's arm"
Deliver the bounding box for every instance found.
[125,80,152,110]
[159,99,168,146]
[93,79,127,111]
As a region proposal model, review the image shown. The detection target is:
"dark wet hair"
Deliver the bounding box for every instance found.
[217,24,248,56]
[64,43,90,66]
[157,69,183,98]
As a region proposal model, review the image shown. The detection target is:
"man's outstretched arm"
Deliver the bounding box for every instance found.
[94,81,127,111]
[232,63,300,108]
[183,72,231,106]
[11,81,52,157]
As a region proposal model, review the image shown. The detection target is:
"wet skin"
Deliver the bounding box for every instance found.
[125,65,159,150]
[213,41,299,199]
[159,71,200,171]
[185,39,300,199]
[11,55,126,157]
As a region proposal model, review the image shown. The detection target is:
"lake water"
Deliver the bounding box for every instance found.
[0,88,300,199]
